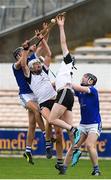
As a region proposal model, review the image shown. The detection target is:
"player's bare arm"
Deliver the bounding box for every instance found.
[72,83,90,93]
[56,15,69,56]
[36,30,52,67]
[20,40,30,77]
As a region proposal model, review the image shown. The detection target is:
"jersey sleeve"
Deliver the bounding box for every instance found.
[89,86,97,95]
[74,90,80,97]
[12,63,17,70]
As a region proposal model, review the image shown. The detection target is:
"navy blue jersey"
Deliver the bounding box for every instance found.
[75,86,101,124]
[12,64,33,94]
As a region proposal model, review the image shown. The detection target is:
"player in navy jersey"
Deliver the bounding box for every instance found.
[12,45,46,165]
[63,73,101,176]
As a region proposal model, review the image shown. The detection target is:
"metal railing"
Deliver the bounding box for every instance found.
[0,0,86,31]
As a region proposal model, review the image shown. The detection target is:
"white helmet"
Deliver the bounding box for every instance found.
[28,58,41,69]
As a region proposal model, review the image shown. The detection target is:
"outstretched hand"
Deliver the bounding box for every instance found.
[56,15,65,26]
[35,29,44,40]
[43,22,49,32]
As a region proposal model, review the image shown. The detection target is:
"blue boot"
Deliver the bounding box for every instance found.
[72,149,82,166]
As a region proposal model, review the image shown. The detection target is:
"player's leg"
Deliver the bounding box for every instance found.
[49,103,78,137]
[41,107,63,163]
[20,93,45,134]
[23,110,36,164]
[26,110,36,147]
[27,100,45,132]
[21,96,45,164]
[41,107,54,159]
[45,120,54,158]
[19,94,38,164]
[62,110,81,144]
[54,126,64,174]
[49,89,79,140]
[64,133,86,169]
[85,132,100,176]
[56,110,83,173]
[54,110,78,174]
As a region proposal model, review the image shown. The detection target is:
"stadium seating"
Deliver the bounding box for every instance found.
[52,37,111,64]
[55,54,111,63]
[55,37,111,63]
[0,90,111,129]
[0,90,28,128]
[93,38,111,47]
[74,47,111,55]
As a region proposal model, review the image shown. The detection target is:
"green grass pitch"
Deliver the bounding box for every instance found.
[0,157,111,179]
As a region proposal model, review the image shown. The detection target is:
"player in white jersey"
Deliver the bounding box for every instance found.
[21,33,64,169]
[28,27,57,158]
[48,15,80,174]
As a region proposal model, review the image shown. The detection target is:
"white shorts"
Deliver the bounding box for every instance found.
[79,123,102,137]
[19,93,37,108]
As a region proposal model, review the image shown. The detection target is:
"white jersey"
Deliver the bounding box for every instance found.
[56,53,74,91]
[26,66,57,104]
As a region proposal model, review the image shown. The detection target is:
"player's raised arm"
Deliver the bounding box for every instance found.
[20,40,30,77]
[36,30,52,67]
[56,15,69,56]
[13,47,24,69]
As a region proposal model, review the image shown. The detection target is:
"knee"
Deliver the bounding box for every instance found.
[30,106,40,117]
[86,142,94,150]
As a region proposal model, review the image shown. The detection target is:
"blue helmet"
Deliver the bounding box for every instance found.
[13,47,23,60]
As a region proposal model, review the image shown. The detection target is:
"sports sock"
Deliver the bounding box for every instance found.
[46,140,52,149]
[93,165,99,171]
[57,159,63,166]
[26,146,31,153]
[42,131,46,139]
[64,164,68,171]
[70,126,76,134]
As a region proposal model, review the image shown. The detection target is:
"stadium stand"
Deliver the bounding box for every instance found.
[55,54,111,63]
[57,36,111,63]
[74,47,111,55]
[55,37,111,63]
[94,38,111,47]
[0,90,111,129]
[0,90,28,128]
